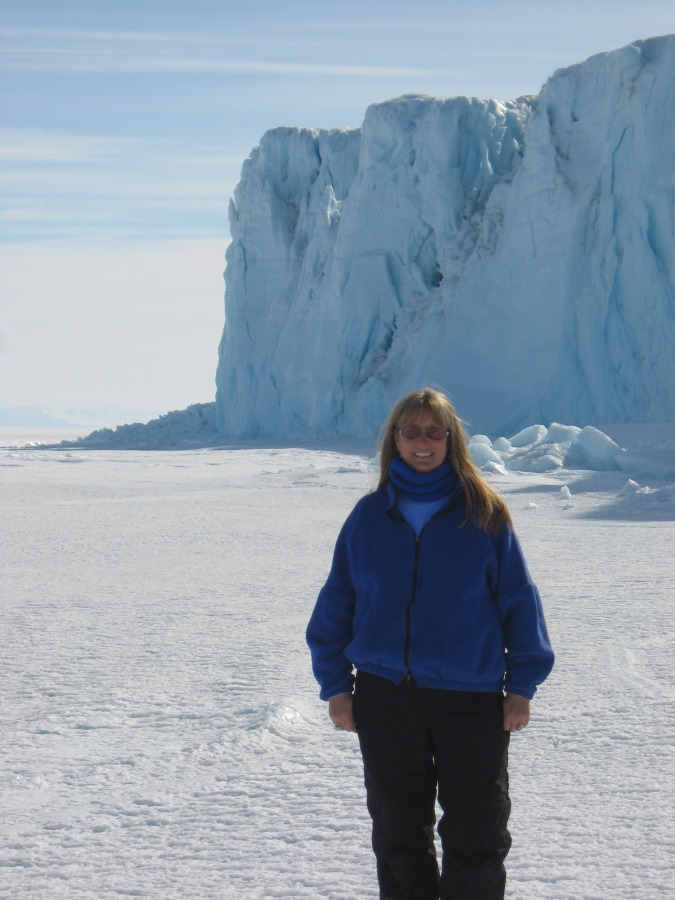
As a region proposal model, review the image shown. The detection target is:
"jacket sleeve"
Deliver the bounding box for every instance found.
[493,524,555,700]
[306,507,360,701]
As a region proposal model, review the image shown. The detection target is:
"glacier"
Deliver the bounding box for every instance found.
[215,35,675,439]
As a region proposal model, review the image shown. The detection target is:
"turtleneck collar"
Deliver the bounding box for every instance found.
[389,457,458,502]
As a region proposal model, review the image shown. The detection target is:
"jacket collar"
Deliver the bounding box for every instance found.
[385,477,463,513]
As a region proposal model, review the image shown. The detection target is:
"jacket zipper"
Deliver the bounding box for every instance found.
[387,488,461,686]
[403,534,421,684]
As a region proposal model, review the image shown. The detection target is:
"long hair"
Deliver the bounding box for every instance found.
[377,388,512,534]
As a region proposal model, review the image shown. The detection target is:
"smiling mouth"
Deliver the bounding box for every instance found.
[414,452,433,458]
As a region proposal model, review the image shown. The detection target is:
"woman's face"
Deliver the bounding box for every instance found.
[394,409,448,474]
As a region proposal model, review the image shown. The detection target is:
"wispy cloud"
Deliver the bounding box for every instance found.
[0,130,139,163]
[0,27,208,43]
[0,130,247,165]
[0,174,236,201]
[1,53,459,78]
[0,27,461,78]
[0,129,242,242]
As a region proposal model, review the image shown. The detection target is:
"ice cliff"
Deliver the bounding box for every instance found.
[216,36,675,438]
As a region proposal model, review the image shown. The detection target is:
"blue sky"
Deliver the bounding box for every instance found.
[2,0,675,422]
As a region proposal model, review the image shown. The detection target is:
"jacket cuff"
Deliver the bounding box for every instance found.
[503,682,535,700]
[320,675,354,701]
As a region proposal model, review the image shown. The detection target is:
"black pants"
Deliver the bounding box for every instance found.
[353,671,511,900]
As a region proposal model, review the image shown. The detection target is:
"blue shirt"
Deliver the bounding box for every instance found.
[396,494,449,536]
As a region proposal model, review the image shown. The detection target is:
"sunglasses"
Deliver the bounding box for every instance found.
[397,426,449,441]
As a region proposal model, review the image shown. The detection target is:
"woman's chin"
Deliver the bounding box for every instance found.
[409,458,442,472]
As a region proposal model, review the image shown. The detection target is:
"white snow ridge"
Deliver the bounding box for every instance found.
[216,35,675,438]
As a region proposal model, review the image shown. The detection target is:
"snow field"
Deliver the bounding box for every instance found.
[1,438,674,898]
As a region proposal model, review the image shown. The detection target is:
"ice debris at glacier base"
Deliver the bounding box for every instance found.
[215,35,675,439]
[50,410,675,515]
[464,422,675,518]
[466,422,673,478]
[68,403,219,449]
[58,410,675,489]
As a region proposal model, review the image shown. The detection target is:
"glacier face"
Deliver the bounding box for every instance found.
[216,36,675,438]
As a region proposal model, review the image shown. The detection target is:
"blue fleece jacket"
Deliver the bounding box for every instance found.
[306,480,554,701]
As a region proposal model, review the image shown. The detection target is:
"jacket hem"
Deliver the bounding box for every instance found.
[355,663,505,694]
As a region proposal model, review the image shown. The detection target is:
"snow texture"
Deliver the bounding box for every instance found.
[1,429,674,899]
[215,36,675,438]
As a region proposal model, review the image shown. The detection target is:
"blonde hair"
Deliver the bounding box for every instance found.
[377,388,512,534]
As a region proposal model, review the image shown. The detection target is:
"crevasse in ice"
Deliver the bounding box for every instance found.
[216,36,675,438]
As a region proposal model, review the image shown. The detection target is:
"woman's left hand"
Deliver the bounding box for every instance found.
[503,693,530,732]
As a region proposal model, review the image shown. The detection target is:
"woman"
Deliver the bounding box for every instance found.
[306,388,554,900]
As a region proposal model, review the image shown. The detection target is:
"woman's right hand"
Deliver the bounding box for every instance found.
[328,693,357,732]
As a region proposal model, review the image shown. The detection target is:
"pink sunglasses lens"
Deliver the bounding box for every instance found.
[399,426,447,441]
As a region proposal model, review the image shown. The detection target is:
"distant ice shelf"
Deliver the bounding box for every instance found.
[215,35,675,439]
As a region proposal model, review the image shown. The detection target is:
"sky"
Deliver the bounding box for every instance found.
[2,0,675,425]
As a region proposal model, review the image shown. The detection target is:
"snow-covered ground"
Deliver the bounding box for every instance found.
[1,429,674,899]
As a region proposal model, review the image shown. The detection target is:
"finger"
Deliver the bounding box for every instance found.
[339,713,357,733]
[336,711,357,733]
